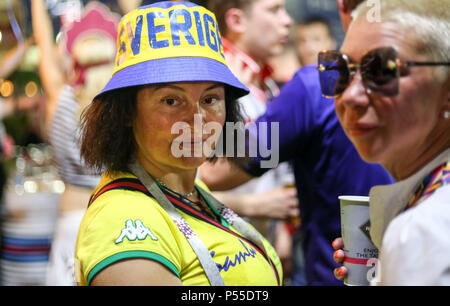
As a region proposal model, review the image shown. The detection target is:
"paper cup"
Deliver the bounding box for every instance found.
[339,196,378,286]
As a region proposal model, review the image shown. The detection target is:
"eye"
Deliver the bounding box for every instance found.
[161,97,179,106]
[203,96,221,105]
[268,4,282,14]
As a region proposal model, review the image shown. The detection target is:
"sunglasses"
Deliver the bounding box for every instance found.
[317,47,450,98]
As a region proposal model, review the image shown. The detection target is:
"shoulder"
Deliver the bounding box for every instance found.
[195,178,211,192]
[83,172,169,226]
[292,65,320,89]
[76,172,182,285]
[384,186,450,247]
[380,186,450,284]
[273,65,329,109]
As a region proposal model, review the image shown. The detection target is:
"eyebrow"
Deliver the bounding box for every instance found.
[153,83,224,92]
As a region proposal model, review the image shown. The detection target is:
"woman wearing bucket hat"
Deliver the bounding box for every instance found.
[31,0,120,285]
[74,1,283,286]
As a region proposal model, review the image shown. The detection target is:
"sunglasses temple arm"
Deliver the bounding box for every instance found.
[317,65,340,72]
[405,61,450,67]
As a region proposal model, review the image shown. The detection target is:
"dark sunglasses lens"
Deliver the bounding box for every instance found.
[361,47,399,96]
[318,51,349,97]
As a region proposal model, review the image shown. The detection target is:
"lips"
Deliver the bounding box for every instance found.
[174,140,203,146]
[345,123,378,137]
[173,137,213,149]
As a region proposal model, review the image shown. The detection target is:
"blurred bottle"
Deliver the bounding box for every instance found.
[283,183,301,233]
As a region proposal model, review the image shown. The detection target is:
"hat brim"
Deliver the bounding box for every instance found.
[95,57,249,101]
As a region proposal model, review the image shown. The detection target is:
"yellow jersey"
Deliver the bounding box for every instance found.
[75,172,282,286]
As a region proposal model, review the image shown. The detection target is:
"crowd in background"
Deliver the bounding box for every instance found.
[0,0,448,286]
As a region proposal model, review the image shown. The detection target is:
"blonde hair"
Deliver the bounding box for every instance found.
[352,0,450,81]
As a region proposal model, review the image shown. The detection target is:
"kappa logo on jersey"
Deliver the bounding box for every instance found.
[115,219,158,244]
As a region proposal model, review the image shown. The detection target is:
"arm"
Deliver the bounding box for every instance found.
[213,186,299,219]
[200,71,312,190]
[31,0,65,123]
[273,221,293,280]
[91,258,182,286]
[0,38,32,79]
[199,158,254,191]
[117,0,143,14]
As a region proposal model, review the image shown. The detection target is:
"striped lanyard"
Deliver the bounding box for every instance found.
[407,161,450,209]
[128,160,279,286]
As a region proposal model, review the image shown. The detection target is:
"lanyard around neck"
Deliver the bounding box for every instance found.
[128,160,225,286]
[128,159,279,286]
[407,161,450,209]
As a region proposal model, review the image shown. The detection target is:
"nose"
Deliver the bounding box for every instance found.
[338,71,371,110]
[186,101,205,122]
[281,8,292,27]
[184,101,208,137]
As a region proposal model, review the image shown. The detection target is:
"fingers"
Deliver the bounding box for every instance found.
[289,207,300,217]
[332,237,347,281]
[332,237,343,250]
[333,249,345,263]
[332,238,344,264]
[282,187,299,208]
[334,266,347,281]
[283,186,297,198]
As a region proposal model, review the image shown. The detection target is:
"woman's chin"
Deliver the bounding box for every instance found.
[172,155,209,170]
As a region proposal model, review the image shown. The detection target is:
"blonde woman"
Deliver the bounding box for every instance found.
[325,0,450,285]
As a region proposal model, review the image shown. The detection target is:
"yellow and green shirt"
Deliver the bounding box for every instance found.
[75,172,282,286]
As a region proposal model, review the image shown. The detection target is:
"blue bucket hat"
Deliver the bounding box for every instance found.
[96,1,249,101]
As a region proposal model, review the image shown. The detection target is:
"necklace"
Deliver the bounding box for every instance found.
[186,196,219,222]
[155,179,197,197]
[156,179,218,221]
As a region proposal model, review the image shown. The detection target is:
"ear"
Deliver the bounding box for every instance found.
[224,8,247,35]
[336,0,346,13]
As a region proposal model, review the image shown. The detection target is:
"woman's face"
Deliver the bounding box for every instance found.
[335,18,449,171]
[133,81,226,173]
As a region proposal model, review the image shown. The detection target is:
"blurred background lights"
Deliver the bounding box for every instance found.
[0,80,14,97]
[25,80,38,97]
[24,180,38,193]
[52,180,65,194]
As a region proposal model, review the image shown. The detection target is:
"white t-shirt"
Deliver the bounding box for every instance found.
[369,148,450,285]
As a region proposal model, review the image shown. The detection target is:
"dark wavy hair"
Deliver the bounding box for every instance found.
[79,84,245,174]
